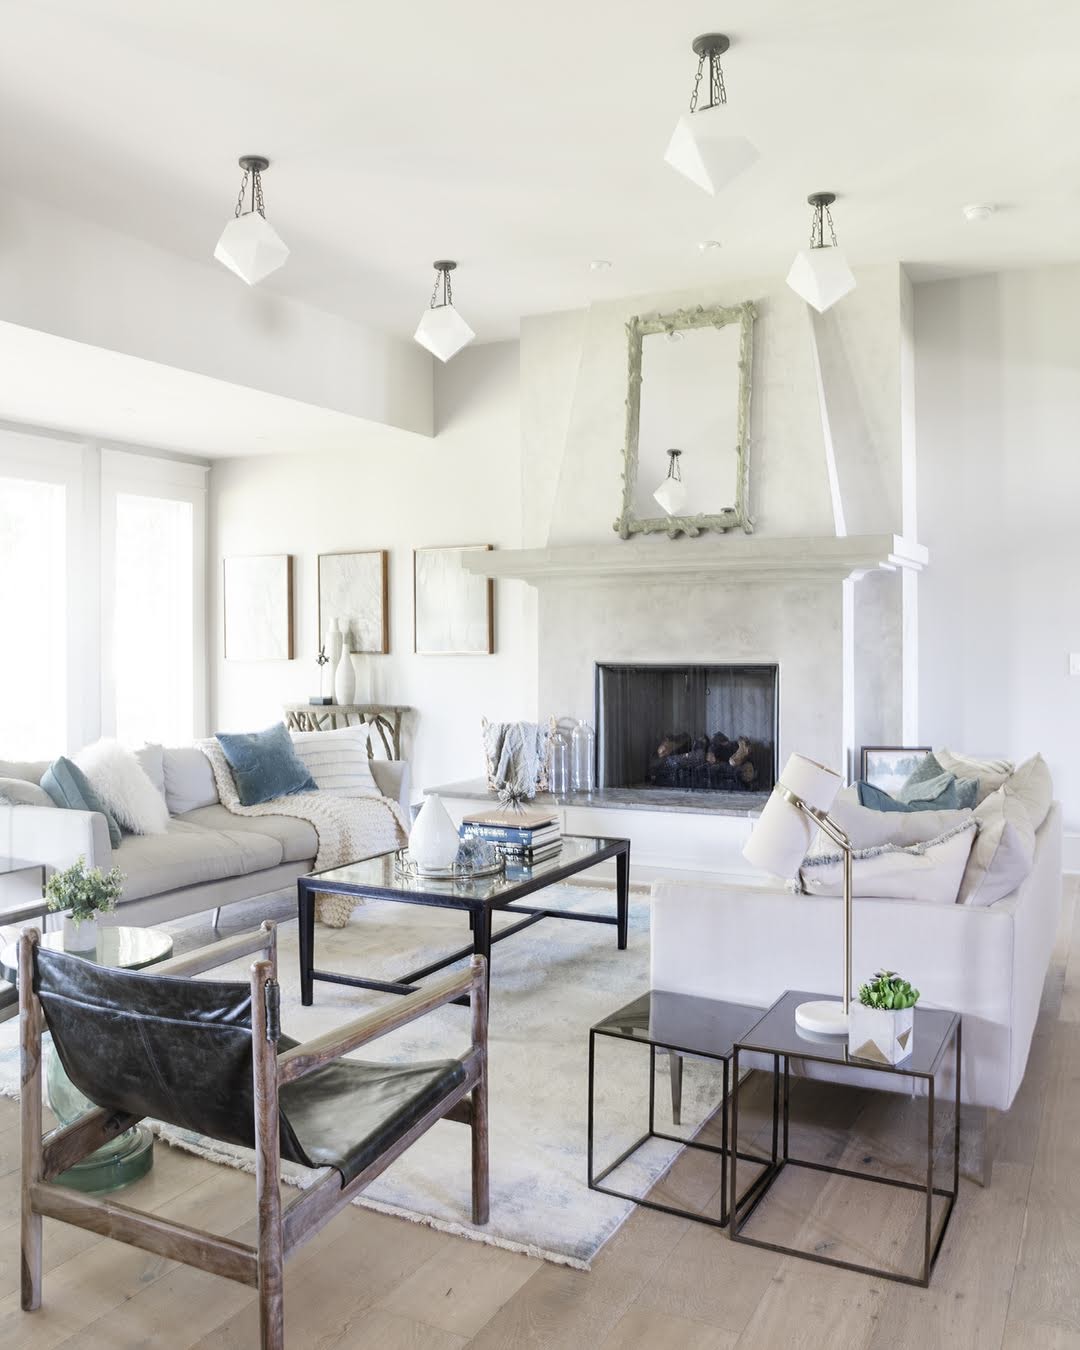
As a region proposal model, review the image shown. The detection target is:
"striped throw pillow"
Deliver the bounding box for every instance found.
[289,728,380,798]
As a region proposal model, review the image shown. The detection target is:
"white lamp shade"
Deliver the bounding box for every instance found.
[414,303,475,362]
[742,753,842,877]
[664,109,759,196]
[214,211,290,285]
[786,246,857,313]
[653,474,688,516]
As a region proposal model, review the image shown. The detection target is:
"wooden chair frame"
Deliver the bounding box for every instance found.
[19,921,489,1350]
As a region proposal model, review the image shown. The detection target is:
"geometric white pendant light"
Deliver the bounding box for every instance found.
[664,34,759,196]
[413,260,476,362]
[786,191,857,313]
[214,156,290,286]
[653,449,688,516]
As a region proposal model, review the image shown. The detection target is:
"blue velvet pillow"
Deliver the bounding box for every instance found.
[41,756,123,847]
[856,778,960,812]
[215,723,318,807]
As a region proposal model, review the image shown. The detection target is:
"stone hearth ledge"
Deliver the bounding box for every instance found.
[426,779,769,819]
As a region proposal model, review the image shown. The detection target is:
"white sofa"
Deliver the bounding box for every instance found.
[650,801,1063,1116]
[0,752,410,927]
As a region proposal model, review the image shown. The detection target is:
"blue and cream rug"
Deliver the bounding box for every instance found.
[0,885,711,1270]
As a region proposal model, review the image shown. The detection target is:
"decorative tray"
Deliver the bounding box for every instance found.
[394,850,506,881]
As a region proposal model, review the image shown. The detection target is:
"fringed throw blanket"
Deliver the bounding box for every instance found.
[198,738,408,927]
[482,718,554,797]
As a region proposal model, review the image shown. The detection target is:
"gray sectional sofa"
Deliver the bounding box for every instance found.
[0,749,409,927]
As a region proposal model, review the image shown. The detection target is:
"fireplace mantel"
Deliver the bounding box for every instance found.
[462,534,927,586]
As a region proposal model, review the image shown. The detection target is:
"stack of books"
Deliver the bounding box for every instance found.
[460,807,562,867]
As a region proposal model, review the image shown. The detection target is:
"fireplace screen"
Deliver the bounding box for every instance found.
[595,663,778,794]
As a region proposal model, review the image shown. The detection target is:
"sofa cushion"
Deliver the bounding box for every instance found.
[957,786,1036,908]
[808,788,972,856]
[289,728,380,798]
[113,819,284,902]
[0,776,56,807]
[935,748,1014,804]
[41,757,123,848]
[178,805,317,864]
[799,819,978,904]
[76,740,170,837]
[1006,753,1053,832]
[216,724,318,807]
[134,743,166,799]
[0,759,50,784]
[856,778,960,812]
[163,746,219,815]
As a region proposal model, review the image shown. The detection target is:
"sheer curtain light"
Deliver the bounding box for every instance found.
[786,192,857,313]
[414,260,475,362]
[664,34,759,196]
[214,156,290,285]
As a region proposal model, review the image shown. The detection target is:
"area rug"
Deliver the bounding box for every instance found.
[0,885,709,1270]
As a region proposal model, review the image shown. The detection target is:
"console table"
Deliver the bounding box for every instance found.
[282,703,409,760]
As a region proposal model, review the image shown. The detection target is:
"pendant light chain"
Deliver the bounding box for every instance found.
[689,47,727,113]
[810,201,840,249]
[234,166,267,220]
[430,265,453,309]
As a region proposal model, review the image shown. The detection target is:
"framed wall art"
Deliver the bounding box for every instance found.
[223,554,293,661]
[859,746,932,794]
[318,549,389,653]
[413,544,494,655]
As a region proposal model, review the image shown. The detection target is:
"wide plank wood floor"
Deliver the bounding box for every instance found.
[2,878,1078,1349]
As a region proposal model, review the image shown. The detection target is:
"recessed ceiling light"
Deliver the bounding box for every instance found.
[589,258,614,272]
[962,203,995,222]
[698,239,723,252]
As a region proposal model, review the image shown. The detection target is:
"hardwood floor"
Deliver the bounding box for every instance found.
[2,879,1078,1349]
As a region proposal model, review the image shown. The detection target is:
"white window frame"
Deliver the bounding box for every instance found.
[99,448,209,743]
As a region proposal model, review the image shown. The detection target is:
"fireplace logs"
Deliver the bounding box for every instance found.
[649,731,758,789]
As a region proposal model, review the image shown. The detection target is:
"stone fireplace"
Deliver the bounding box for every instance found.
[596,661,777,797]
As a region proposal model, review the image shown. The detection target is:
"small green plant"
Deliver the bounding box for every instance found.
[858,970,920,1011]
[45,856,124,925]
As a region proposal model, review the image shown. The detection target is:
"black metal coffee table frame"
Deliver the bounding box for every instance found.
[298,836,630,1007]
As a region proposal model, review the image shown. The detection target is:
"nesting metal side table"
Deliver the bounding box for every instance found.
[587,990,774,1228]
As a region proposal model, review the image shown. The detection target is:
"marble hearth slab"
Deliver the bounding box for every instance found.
[427,778,768,819]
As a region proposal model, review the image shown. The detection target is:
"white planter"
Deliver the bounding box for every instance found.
[349,652,368,705]
[408,796,461,869]
[63,915,98,954]
[848,1003,915,1065]
[333,622,356,705]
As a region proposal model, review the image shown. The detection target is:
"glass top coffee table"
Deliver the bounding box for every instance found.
[298,835,630,1006]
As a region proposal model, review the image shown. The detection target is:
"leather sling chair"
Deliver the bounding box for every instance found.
[18,921,488,1350]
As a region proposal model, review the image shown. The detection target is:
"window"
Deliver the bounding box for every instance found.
[0,474,68,758]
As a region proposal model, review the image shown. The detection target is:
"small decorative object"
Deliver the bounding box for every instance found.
[571,720,596,794]
[408,795,461,869]
[414,545,494,655]
[455,836,500,871]
[310,645,332,704]
[414,260,476,363]
[46,855,124,953]
[318,550,389,655]
[333,620,356,705]
[214,155,289,285]
[223,554,293,660]
[653,449,687,516]
[548,726,571,797]
[664,34,759,196]
[849,971,920,1065]
[786,192,857,313]
[860,746,933,796]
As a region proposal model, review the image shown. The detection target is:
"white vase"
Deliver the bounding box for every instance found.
[63,915,98,953]
[409,796,461,869]
[325,623,343,703]
[848,1003,915,1065]
[333,622,355,705]
[349,652,368,705]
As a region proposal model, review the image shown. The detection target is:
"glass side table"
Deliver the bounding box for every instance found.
[2,926,174,1194]
[729,989,961,1287]
[588,990,776,1228]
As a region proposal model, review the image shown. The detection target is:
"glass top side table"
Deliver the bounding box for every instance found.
[5,926,175,1194]
[729,989,961,1287]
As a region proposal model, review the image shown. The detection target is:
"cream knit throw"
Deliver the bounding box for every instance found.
[198,738,408,927]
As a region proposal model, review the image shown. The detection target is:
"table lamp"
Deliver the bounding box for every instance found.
[743,753,854,1034]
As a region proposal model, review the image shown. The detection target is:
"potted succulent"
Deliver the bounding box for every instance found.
[46,856,124,953]
[849,970,920,1065]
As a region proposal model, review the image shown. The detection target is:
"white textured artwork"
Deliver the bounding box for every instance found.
[414,545,493,655]
[223,555,292,661]
[318,550,388,654]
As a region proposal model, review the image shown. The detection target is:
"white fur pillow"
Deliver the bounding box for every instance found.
[799,819,978,904]
[75,739,170,835]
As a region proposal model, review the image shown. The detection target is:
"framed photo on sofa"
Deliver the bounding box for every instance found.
[859,746,932,795]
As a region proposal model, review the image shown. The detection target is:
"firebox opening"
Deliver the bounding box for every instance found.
[595,662,778,795]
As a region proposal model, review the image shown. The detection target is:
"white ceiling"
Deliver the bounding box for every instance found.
[2,0,1078,342]
[0,321,413,458]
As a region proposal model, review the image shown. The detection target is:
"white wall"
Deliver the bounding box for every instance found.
[916,265,1080,843]
[209,341,535,799]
